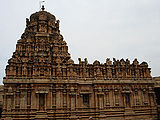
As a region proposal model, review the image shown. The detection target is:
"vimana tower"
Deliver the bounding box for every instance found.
[2,6,158,120]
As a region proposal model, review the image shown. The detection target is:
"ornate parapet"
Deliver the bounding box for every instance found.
[153,77,160,87]
[5,56,151,80]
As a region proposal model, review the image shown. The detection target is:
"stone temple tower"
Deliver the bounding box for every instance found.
[2,6,158,120]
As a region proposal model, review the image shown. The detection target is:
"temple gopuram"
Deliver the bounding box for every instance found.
[1,6,159,120]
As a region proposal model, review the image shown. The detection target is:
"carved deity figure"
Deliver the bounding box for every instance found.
[106,58,112,65]
[78,58,82,64]
[96,68,102,77]
[107,68,112,78]
[135,69,140,77]
[84,58,88,65]
[146,69,151,77]
[22,66,27,76]
[56,57,62,64]
[56,65,62,77]
[133,58,139,66]
[39,24,47,32]
[83,68,88,77]
[56,20,60,28]
[26,18,30,27]
[113,58,117,65]
[126,59,130,65]
[120,59,125,66]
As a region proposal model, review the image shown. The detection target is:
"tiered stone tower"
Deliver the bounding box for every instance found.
[2,6,158,120]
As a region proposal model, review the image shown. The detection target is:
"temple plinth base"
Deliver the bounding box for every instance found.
[35,111,48,120]
[124,108,135,116]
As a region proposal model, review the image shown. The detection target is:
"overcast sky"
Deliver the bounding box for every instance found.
[0,0,160,84]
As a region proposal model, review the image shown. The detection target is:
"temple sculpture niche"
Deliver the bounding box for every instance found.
[1,6,158,120]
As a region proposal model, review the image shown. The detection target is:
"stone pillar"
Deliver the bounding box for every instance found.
[143,89,148,105]
[56,90,61,108]
[3,94,7,111]
[27,90,31,109]
[109,89,114,107]
[114,90,119,106]
[105,89,110,106]
[49,88,52,109]
[70,93,76,110]
[94,92,98,109]
[31,88,37,110]
[134,89,140,106]
[97,94,104,109]
[148,87,155,107]
[20,91,27,109]
[7,95,12,111]
[15,91,20,109]
[36,94,39,110]
[52,92,56,109]
[13,91,16,110]
[63,91,67,108]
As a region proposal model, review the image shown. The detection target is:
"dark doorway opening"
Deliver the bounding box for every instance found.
[124,93,131,108]
[0,108,2,118]
[154,88,160,105]
[83,94,89,107]
[154,88,160,119]
[39,94,45,111]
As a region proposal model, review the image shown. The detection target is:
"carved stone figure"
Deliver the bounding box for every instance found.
[106,58,112,65]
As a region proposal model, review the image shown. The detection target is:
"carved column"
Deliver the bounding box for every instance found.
[114,88,119,106]
[52,90,56,109]
[7,96,12,111]
[6,87,14,111]
[63,90,67,108]
[97,93,104,109]
[105,89,110,106]
[70,93,76,110]
[31,85,37,110]
[27,89,31,110]
[56,90,61,108]
[15,90,20,109]
[109,88,114,106]
[20,90,27,109]
[148,87,155,107]
[143,88,148,105]
[3,94,7,111]
[134,89,140,106]
[93,86,98,109]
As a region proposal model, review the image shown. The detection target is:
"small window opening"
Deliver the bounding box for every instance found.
[40,73,44,76]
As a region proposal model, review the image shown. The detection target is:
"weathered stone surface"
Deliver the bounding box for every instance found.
[1,7,158,120]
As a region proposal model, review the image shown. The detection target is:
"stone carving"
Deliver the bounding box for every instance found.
[2,7,156,120]
[106,58,112,65]
[133,58,139,65]
[26,18,30,27]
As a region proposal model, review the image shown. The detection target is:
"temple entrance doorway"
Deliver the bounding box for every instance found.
[39,94,45,111]
[124,93,131,108]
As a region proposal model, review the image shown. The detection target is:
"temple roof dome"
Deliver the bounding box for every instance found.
[30,10,56,22]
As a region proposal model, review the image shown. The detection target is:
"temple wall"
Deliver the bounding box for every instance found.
[1,79,158,120]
